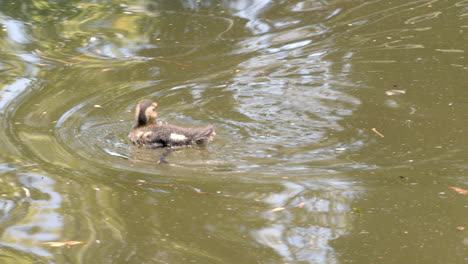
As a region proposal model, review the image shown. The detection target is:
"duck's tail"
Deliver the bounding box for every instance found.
[193,125,216,144]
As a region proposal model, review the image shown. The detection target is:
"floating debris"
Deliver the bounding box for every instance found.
[271,207,286,212]
[43,241,85,248]
[371,128,385,138]
[449,186,468,195]
[385,90,406,96]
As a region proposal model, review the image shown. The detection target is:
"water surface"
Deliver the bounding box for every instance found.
[0,0,466,263]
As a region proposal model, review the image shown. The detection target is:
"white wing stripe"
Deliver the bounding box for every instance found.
[170,133,187,141]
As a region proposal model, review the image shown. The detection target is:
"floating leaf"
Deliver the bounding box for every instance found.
[192,187,202,193]
[449,186,468,195]
[271,207,285,212]
[43,241,85,248]
[43,242,67,247]
[385,90,406,96]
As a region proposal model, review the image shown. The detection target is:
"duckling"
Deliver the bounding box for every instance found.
[128,99,216,148]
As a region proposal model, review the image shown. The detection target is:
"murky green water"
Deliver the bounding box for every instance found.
[0,0,466,263]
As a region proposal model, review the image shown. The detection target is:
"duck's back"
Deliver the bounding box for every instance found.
[129,124,215,148]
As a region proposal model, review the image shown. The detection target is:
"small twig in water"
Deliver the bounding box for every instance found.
[119,179,245,199]
[152,57,202,68]
[371,128,385,138]
[68,53,87,61]
[34,49,75,65]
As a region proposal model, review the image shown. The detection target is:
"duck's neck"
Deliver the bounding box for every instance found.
[135,118,157,128]
[135,107,159,128]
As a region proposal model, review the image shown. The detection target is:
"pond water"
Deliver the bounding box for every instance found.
[0,0,466,263]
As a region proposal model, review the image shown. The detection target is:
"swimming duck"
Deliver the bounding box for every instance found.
[128,99,216,148]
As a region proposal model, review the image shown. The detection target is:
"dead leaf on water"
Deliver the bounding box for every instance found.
[449,186,468,195]
[271,207,285,212]
[43,241,85,248]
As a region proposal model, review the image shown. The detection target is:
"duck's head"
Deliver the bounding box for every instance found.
[134,99,158,127]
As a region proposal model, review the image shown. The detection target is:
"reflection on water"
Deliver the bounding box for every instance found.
[0,0,466,263]
[0,171,61,259]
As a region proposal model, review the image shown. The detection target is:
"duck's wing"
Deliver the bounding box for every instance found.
[130,125,215,147]
[156,124,215,145]
[128,126,170,147]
